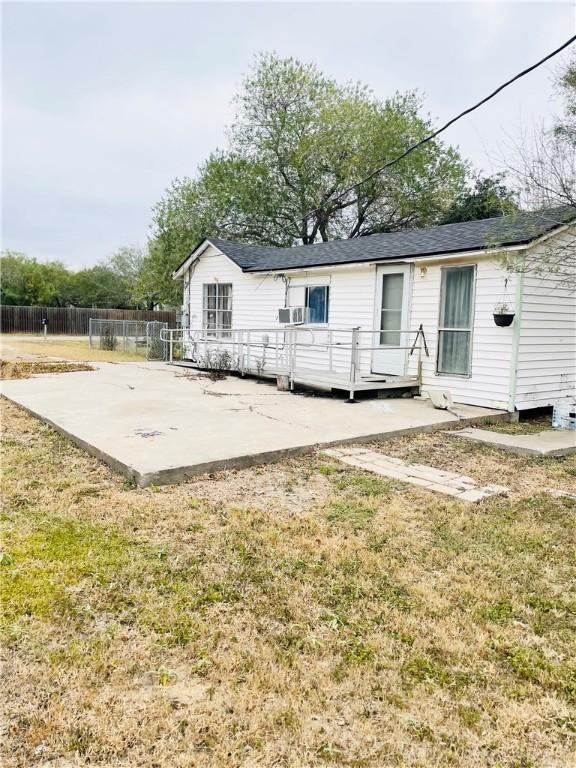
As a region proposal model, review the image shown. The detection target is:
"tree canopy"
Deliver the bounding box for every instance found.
[441,174,519,224]
[1,252,75,307]
[503,55,576,289]
[9,54,573,304]
[147,53,470,302]
[0,249,145,308]
[555,54,576,142]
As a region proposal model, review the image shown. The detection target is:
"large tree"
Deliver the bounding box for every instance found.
[556,54,576,142]
[441,174,519,224]
[104,246,160,309]
[69,265,133,308]
[503,55,576,289]
[0,252,74,307]
[149,54,468,301]
[0,250,138,308]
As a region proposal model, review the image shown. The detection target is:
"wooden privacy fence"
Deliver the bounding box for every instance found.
[0,305,177,335]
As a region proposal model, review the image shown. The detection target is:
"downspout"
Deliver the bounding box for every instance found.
[508,256,525,413]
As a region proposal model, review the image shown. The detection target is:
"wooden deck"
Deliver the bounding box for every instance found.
[173,359,419,397]
[289,368,419,395]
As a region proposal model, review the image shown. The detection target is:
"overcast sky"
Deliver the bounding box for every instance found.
[2,1,574,269]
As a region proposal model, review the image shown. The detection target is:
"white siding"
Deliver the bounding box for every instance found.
[284,265,377,374]
[182,247,283,369]
[515,234,576,410]
[407,258,515,410]
[183,248,516,406]
[183,248,378,376]
[182,237,574,411]
[186,246,283,329]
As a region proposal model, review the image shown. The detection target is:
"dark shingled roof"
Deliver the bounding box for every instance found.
[184,207,575,274]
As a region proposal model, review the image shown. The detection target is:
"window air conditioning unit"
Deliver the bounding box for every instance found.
[278,306,306,325]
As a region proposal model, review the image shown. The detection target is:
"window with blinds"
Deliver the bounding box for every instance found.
[202,283,232,335]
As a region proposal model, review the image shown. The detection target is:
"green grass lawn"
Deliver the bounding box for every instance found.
[2,399,575,767]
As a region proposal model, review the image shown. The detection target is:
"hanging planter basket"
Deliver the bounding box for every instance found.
[494,275,515,327]
[493,312,515,327]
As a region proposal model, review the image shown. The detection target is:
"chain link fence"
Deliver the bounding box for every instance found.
[88,319,168,360]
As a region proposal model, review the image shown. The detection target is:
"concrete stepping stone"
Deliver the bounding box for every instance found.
[446,427,576,457]
[547,488,576,501]
[322,446,508,503]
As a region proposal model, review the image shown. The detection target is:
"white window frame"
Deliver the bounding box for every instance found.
[304,285,330,324]
[202,283,232,336]
[436,264,476,378]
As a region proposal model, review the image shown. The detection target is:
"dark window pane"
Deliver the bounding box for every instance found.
[306,286,329,323]
[437,330,471,375]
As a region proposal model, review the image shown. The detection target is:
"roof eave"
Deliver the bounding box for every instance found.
[172,238,244,279]
[174,213,574,277]
[243,241,532,274]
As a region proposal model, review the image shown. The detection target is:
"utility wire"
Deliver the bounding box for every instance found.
[303,33,576,223]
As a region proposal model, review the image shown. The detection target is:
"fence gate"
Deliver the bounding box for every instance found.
[88,318,168,359]
[146,321,168,360]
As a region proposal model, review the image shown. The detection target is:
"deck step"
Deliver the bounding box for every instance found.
[290,370,418,391]
[172,361,418,393]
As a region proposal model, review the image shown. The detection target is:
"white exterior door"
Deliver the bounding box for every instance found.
[371,264,411,376]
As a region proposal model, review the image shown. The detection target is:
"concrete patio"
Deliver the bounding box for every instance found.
[1,362,507,486]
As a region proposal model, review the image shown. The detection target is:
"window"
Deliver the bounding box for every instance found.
[202,283,232,335]
[379,272,404,345]
[437,266,475,376]
[305,285,329,324]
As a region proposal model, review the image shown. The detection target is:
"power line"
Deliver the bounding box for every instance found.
[303,33,576,223]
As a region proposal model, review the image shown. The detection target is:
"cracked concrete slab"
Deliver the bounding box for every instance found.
[1,362,506,486]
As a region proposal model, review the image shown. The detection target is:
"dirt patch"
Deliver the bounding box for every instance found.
[479,411,554,435]
[0,360,94,380]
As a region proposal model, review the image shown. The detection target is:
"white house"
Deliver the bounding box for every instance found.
[173,208,575,413]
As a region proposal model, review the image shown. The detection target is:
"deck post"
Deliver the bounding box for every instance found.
[239,330,245,376]
[290,328,295,390]
[347,327,360,402]
[274,331,280,374]
[246,330,251,374]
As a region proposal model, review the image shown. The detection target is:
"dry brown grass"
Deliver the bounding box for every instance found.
[0,335,145,363]
[1,398,575,768]
[0,360,94,379]
[478,412,555,435]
